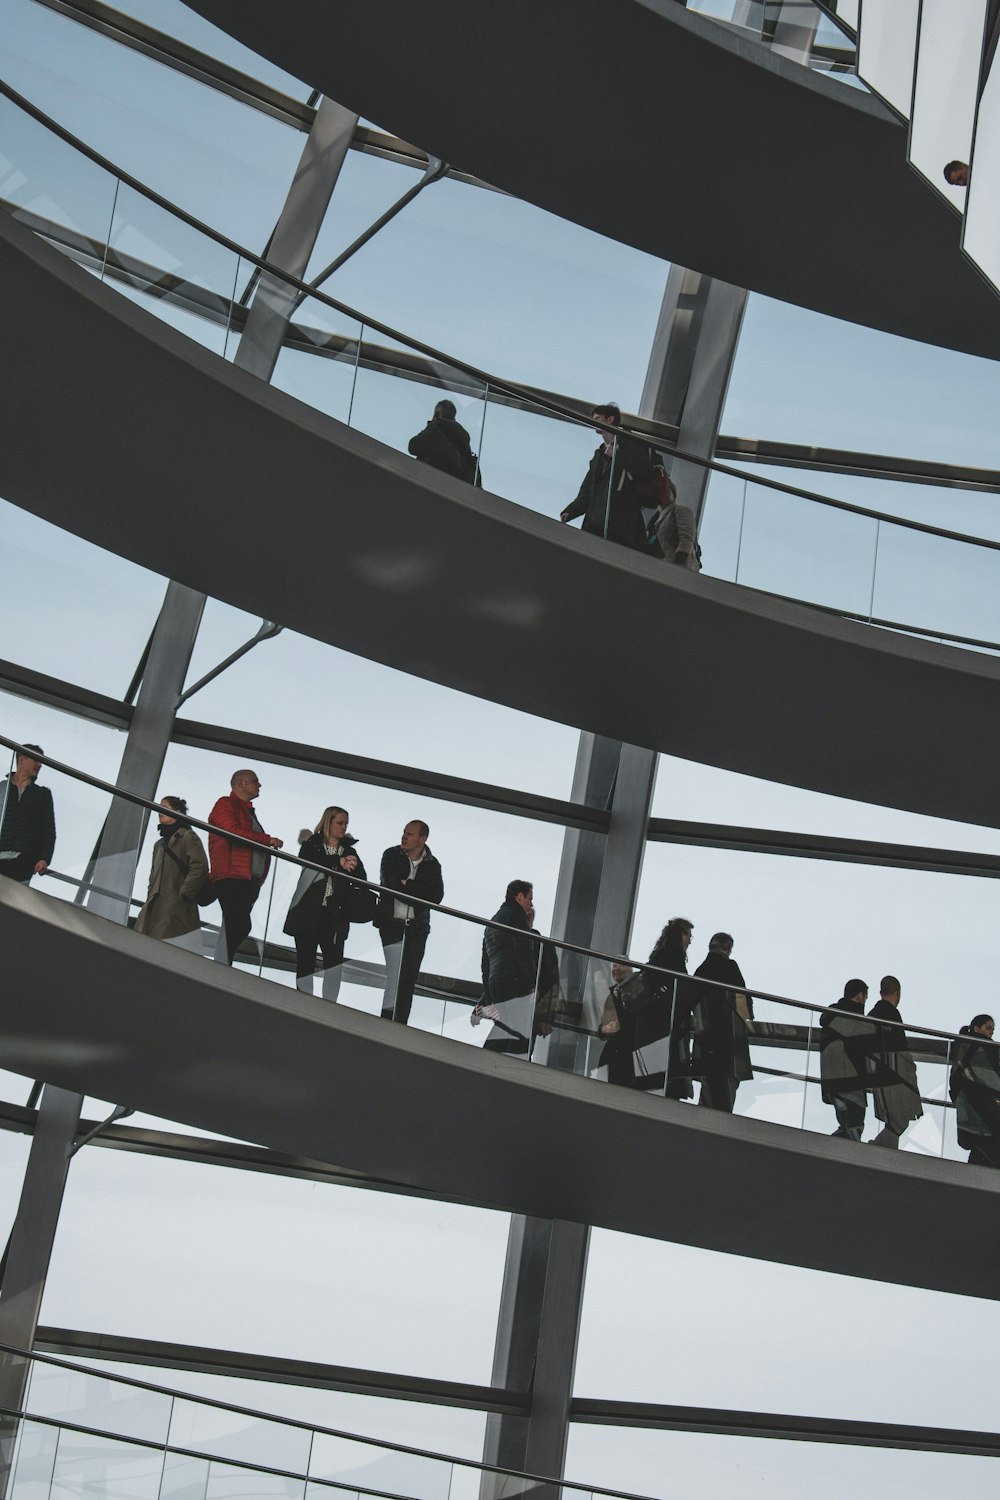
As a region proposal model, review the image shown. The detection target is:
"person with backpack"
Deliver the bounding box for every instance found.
[134,796,209,954]
[408,399,481,485]
[560,403,653,552]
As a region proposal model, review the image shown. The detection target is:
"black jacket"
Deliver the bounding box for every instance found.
[563,434,654,551]
[691,949,753,1083]
[283,833,367,939]
[482,900,539,1003]
[376,844,444,931]
[0,777,56,864]
[408,417,476,481]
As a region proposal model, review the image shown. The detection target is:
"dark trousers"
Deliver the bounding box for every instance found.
[0,853,36,884]
[213,878,261,965]
[969,1141,1000,1168]
[699,1074,738,1113]
[294,931,346,1003]
[380,919,428,1024]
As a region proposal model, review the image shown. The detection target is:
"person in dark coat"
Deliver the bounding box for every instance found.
[135,796,208,951]
[691,933,754,1113]
[820,979,872,1140]
[474,880,552,1055]
[950,1014,1000,1167]
[867,975,923,1149]
[376,820,444,1024]
[283,806,366,1003]
[408,399,479,483]
[0,743,55,884]
[559,402,654,552]
[598,961,641,1087]
[639,916,696,1099]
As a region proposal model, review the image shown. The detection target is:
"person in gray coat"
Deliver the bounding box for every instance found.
[647,475,701,570]
[135,797,209,953]
[867,975,923,1149]
[820,979,871,1140]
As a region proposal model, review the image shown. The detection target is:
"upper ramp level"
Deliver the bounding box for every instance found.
[187,0,1000,360]
[4,206,1000,827]
[2,879,998,1302]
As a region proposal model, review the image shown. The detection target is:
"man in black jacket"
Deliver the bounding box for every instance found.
[407,400,478,483]
[559,402,654,552]
[377,820,444,1024]
[474,880,556,1055]
[0,744,56,884]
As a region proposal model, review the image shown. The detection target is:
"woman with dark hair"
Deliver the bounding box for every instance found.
[408,399,479,483]
[632,916,696,1098]
[283,806,367,1003]
[135,796,209,952]
[950,1014,1000,1167]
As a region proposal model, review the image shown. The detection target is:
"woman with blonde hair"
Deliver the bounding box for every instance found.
[283,806,368,1001]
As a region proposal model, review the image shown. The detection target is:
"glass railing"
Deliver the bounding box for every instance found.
[0,1344,644,1500]
[681,0,859,77]
[3,83,1000,650]
[2,736,994,1171]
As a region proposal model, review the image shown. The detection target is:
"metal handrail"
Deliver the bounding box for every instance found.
[4,79,1000,552]
[1,733,990,1048]
[0,1341,660,1500]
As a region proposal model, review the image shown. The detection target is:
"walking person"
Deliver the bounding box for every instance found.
[559,403,654,552]
[644,917,697,1099]
[473,880,551,1055]
[691,933,754,1113]
[377,820,444,1024]
[134,797,209,953]
[950,1014,1000,1167]
[408,399,479,484]
[597,961,641,1087]
[283,807,368,1003]
[0,743,55,884]
[207,769,283,966]
[820,979,871,1140]
[867,975,923,1149]
[647,474,701,570]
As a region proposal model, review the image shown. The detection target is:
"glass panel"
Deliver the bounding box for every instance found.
[205,1459,304,1500]
[478,391,593,521]
[8,1419,60,1500]
[908,0,987,197]
[49,1428,164,1500]
[268,293,362,425]
[349,326,488,485]
[309,1431,451,1500]
[169,1399,311,1475]
[0,92,119,263]
[105,184,241,357]
[871,522,1000,641]
[160,1451,211,1500]
[963,43,1000,293]
[25,1361,171,1445]
[857,0,920,117]
[732,480,878,614]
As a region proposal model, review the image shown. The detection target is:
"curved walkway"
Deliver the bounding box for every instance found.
[187,0,1000,360]
[2,880,997,1300]
[4,207,1000,827]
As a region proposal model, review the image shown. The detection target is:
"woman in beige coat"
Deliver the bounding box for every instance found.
[135,796,209,953]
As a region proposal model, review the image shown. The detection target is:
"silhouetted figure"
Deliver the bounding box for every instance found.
[692,932,753,1113]
[408,399,480,484]
[207,769,283,965]
[0,743,55,884]
[597,960,642,1087]
[644,916,696,1099]
[820,979,871,1140]
[474,879,556,1055]
[560,402,653,552]
[377,820,444,1024]
[950,1014,1000,1167]
[284,806,367,1003]
[135,796,208,953]
[867,975,923,1149]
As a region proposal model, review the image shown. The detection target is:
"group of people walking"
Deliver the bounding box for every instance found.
[4,747,999,1167]
[407,397,702,569]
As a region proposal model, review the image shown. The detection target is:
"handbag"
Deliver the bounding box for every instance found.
[344,877,378,925]
[616,971,653,1016]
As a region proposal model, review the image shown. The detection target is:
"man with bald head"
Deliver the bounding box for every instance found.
[207,769,283,965]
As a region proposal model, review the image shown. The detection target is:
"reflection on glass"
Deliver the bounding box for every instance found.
[857,0,919,117]
[0,93,119,264]
[169,1396,311,1475]
[25,1363,171,1446]
[309,1429,451,1500]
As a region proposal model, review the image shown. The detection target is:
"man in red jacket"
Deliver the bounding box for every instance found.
[208,769,283,965]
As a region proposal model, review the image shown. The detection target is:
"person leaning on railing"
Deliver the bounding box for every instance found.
[950,1014,1000,1168]
[207,769,283,966]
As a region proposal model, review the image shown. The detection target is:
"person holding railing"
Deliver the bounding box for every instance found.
[559,403,652,552]
[690,933,753,1113]
[283,807,371,1003]
[207,769,283,966]
[866,976,923,1149]
[950,1015,1000,1167]
[0,742,55,884]
[134,796,208,954]
[820,979,871,1141]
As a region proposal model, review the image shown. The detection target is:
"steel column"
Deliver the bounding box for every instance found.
[0,1086,82,1495]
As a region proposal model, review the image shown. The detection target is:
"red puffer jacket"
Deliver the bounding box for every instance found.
[207,793,273,883]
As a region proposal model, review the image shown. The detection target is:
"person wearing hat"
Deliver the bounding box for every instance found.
[820,979,872,1141]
